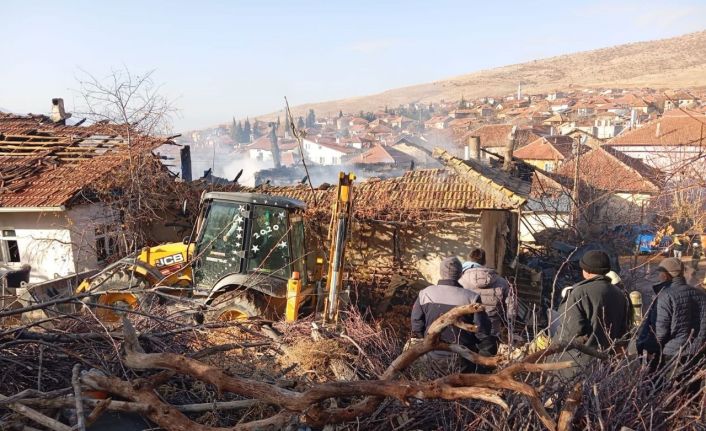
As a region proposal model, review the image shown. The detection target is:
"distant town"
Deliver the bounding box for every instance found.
[171,86,706,189]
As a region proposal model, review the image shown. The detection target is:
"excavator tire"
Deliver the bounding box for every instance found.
[85,269,150,324]
[206,290,268,322]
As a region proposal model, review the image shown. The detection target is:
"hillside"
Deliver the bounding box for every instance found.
[269,30,706,119]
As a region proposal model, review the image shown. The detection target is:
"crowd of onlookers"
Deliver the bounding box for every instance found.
[410,245,706,384]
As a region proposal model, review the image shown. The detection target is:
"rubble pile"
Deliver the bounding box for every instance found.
[0,302,704,431]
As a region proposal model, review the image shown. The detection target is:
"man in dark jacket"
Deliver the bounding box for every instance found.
[411,257,495,368]
[458,248,515,341]
[652,258,706,362]
[552,250,631,377]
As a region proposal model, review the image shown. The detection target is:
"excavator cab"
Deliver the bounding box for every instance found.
[190,192,309,320]
[75,192,310,323]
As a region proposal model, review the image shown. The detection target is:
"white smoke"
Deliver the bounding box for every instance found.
[222,155,273,187]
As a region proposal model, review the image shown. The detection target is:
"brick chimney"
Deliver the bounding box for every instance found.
[50,98,71,123]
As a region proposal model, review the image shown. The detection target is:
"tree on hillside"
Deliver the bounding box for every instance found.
[305,109,316,128]
[338,110,343,118]
[252,120,263,139]
[235,121,245,143]
[297,116,305,129]
[231,117,238,141]
[243,119,252,142]
[459,95,467,109]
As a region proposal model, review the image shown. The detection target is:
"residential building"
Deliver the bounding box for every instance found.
[606,110,706,174]
[513,136,578,172]
[0,109,175,283]
[302,138,354,165]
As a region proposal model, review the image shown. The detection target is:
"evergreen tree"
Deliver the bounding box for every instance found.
[252,120,263,139]
[235,121,244,143]
[384,105,389,114]
[338,110,343,118]
[297,116,305,129]
[459,95,466,109]
[305,109,316,128]
[243,119,252,142]
[231,117,238,141]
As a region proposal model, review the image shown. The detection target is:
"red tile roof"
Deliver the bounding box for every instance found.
[347,144,414,165]
[513,136,576,161]
[555,146,662,194]
[461,124,541,149]
[0,113,173,208]
[260,167,526,218]
[607,112,706,146]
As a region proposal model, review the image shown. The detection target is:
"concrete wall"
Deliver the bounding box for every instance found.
[67,204,121,274]
[520,212,570,242]
[0,203,121,283]
[609,145,704,172]
[0,211,75,283]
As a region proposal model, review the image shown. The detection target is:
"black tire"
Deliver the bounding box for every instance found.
[206,290,268,322]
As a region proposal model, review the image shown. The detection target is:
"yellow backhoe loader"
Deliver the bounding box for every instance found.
[74,173,355,324]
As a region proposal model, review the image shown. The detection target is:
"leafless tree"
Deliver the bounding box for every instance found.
[74,66,177,138]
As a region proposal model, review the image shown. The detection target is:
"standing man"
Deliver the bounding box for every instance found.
[673,235,685,260]
[411,257,495,371]
[458,248,515,344]
[651,258,706,367]
[690,241,701,273]
[552,250,631,376]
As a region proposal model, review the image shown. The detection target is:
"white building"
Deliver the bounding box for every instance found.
[0,108,173,284]
[606,111,706,173]
[302,138,353,165]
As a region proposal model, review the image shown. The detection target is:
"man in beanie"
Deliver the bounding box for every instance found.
[638,257,706,369]
[552,250,631,377]
[411,257,494,370]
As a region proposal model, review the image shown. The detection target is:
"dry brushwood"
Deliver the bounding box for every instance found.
[68,304,610,431]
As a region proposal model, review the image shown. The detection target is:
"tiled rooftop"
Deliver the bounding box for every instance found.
[0,112,173,208]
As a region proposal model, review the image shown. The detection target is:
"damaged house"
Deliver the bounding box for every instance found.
[0,105,177,284]
[239,148,575,306]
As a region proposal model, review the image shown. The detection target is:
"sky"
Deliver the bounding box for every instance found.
[1,0,705,132]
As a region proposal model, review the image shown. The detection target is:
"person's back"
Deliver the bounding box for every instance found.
[656,275,706,357]
[414,282,482,346]
[459,265,511,334]
[411,257,493,358]
[553,251,630,349]
[555,275,630,348]
[458,248,514,337]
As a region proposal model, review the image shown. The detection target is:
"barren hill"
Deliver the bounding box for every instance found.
[273,30,706,119]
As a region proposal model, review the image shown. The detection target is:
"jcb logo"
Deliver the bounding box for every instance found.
[155,253,185,268]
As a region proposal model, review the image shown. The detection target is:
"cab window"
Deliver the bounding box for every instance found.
[248,205,290,278]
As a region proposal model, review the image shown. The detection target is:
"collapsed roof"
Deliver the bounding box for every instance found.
[0,112,176,208]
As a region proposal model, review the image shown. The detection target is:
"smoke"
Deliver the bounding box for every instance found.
[222,155,273,187]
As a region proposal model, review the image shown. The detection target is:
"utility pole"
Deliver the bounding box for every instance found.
[571,137,581,229]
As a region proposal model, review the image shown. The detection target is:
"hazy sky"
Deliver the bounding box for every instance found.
[1,0,705,131]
